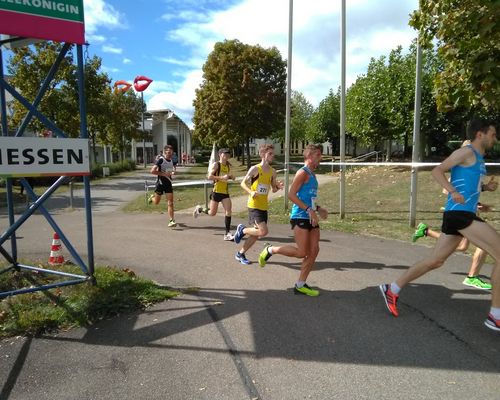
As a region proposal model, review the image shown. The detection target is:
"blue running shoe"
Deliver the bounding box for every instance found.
[234,224,245,244]
[235,252,251,265]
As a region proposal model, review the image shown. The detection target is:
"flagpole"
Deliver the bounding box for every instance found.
[284,0,293,210]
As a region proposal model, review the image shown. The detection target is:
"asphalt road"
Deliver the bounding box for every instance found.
[1,167,499,400]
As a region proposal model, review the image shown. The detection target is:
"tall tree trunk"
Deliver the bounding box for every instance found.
[246,137,251,170]
[240,142,245,166]
[404,131,409,158]
[91,133,98,164]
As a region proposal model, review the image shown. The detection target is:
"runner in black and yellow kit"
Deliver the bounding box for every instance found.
[193,148,236,240]
[150,144,177,227]
[233,144,284,265]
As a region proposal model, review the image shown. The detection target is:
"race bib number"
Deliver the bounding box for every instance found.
[311,197,317,210]
[256,183,269,195]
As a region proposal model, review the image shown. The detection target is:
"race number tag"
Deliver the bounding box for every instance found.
[256,183,269,195]
[311,197,317,210]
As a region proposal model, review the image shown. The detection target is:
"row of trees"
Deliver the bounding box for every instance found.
[6,42,144,162]
[193,2,499,160]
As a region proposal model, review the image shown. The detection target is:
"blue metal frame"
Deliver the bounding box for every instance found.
[0,39,95,299]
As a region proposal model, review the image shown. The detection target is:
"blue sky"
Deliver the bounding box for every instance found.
[84,0,419,128]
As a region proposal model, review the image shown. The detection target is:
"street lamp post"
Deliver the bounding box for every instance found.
[133,75,153,168]
[141,91,146,168]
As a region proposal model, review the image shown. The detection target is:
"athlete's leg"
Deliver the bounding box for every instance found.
[221,198,232,234]
[271,226,308,259]
[152,192,162,205]
[221,197,232,216]
[240,221,267,254]
[459,221,500,307]
[468,247,488,276]
[243,220,268,238]
[395,233,462,289]
[298,228,320,282]
[240,234,258,254]
[426,228,441,239]
[166,192,174,220]
[207,199,219,216]
[455,237,470,252]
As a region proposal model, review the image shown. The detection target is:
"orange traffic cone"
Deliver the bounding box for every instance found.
[48,232,65,266]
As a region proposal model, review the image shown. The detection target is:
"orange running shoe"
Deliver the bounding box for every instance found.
[379,284,399,317]
[484,314,500,332]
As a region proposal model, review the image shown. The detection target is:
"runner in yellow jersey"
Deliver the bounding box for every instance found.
[193,148,236,240]
[234,144,284,265]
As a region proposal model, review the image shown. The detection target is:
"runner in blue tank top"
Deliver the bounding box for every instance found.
[289,166,318,220]
[379,117,500,332]
[444,144,486,212]
[258,144,329,297]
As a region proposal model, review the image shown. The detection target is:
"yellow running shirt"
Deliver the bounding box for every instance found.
[247,164,274,211]
[213,163,230,194]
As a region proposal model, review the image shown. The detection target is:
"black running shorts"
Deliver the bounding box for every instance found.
[290,218,319,231]
[248,208,268,225]
[154,178,173,195]
[441,211,484,235]
[210,192,230,202]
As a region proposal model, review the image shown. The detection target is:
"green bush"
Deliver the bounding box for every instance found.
[91,160,136,178]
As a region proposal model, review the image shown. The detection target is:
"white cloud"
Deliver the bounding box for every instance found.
[86,34,106,44]
[161,10,209,23]
[102,66,120,74]
[153,0,418,125]
[102,45,123,54]
[123,58,132,64]
[129,0,418,127]
[148,70,203,128]
[84,0,125,35]
[154,56,202,68]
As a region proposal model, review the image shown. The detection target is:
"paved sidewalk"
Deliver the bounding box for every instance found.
[1,168,499,400]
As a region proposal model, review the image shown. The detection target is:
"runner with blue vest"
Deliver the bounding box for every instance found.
[380,117,500,332]
[258,144,328,296]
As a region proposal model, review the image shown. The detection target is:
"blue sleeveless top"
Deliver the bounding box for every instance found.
[444,145,486,213]
[290,166,318,219]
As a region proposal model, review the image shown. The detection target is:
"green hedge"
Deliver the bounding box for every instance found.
[91,159,136,178]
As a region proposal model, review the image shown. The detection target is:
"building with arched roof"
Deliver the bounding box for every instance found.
[131,108,192,164]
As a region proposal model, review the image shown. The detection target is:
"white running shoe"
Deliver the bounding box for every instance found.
[193,205,202,218]
[223,233,234,241]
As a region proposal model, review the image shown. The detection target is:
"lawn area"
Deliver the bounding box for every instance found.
[0,263,180,338]
[266,165,500,249]
[123,157,256,212]
[125,159,500,249]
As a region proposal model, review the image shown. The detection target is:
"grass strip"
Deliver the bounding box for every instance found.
[0,264,179,338]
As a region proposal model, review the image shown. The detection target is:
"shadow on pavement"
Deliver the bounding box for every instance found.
[32,284,500,373]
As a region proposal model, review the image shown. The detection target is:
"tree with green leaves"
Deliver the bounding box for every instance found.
[7,42,144,163]
[193,39,287,168]
[62,55,112,162]
[307,89,340,152]
[410,0,500,112]
[104,89,144,161]
[271,90,313,145]
[346,56,393,158]
[7,42,75,135]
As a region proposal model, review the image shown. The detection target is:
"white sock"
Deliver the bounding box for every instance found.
[490,307,500,319]
[390,282,401,294]
[296,280,305,288]
[268,247,273,255]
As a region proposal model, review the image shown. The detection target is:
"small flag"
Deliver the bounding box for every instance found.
[207,143,217,178]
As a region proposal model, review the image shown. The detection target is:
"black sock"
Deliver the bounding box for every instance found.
[225,216,231,234]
